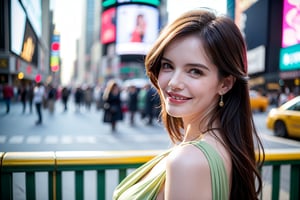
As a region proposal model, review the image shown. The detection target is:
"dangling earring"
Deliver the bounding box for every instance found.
[219,95,224,107]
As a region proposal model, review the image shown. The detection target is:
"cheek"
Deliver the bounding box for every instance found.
[157,73,169,89]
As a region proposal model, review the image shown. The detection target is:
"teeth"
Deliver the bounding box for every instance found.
[172,95,186,100]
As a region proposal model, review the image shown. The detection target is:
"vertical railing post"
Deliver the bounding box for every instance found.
[290,164,300,200]
[272,165,280,200]
[97,170,105,200]
[118,169,127,183]
[26,171,36,200]
[0,172,13,200]
[49,171,55,200]
[26,172,36,200]
[56,171,62,200]
[75,171,84,200]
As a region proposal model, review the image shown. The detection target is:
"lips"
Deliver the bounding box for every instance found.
[166,92,192,103]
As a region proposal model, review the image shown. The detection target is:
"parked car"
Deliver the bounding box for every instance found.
[266,96,300,138]
[249,90,269,112]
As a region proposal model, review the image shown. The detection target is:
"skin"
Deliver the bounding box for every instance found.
[153,35,234,199]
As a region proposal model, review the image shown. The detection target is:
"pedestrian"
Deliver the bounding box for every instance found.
[61,87,70,111]
[127,85,138,126]
[113,9,264,200]
[46,84,57,114]
[144,85,159,125]
[18,83,28,114]
[74,87,83,112]
[137,83,148,119]
[84,86,93,111]
[102,80,123,132]
[33,82,45,125]
[28,83,34,113]
[2,83,14,114]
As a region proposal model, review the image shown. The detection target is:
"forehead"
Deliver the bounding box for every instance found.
[163,35,213,66]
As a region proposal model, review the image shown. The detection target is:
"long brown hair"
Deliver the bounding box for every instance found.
[145,9,264,200]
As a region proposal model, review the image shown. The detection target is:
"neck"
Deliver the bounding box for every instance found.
[182,119,220,142]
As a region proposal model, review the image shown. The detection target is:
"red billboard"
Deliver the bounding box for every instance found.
[101,7,116,44]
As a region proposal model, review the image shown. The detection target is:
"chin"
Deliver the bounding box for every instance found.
[166,108,184,118]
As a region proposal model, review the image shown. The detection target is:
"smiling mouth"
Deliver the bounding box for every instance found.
[170,95,189,100]
[167,92,192,101]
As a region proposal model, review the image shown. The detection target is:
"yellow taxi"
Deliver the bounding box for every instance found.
[249,90,269,112]
[266,96,300,138]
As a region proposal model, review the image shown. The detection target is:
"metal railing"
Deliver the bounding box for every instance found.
[1,149,300,200]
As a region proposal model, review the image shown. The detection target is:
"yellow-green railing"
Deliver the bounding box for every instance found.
[1,149,300,200]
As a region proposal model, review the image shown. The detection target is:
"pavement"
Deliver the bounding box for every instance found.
[0,100,171,152]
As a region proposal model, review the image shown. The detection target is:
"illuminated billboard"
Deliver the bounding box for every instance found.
[282,0,300,48]
[10,0,27,56]
[10,0,38,66]
[116,4,159,55]
[101,7,116,44]
[20,21,38,65]
[102,0,160,9]
[21,0,42,37]
[280,43,300,71]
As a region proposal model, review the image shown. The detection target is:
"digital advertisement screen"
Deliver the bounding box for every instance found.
[117,0,160,6]
[116,4,159,55]
[101,7,116,44]
[10,0,27,56]
[21,0,42,37]
[20,20,38,66]
[102,0,160,9]
[282,0,300,48]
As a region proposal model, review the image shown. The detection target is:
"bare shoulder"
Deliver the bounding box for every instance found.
[167,143,209,169]
[164,144,212,199]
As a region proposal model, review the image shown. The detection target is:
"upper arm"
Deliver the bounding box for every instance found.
[164,145,212,200]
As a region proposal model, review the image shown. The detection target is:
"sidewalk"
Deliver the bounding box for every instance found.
[0,100,171,152]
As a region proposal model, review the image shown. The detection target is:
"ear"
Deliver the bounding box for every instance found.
[218,75,236,95]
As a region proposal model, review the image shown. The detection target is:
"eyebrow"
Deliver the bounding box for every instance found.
[161,57,210,71]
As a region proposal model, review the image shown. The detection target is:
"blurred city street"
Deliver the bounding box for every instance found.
[1,99,300,153]
[0,100,171,152]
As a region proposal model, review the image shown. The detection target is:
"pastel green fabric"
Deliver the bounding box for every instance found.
[113,141,229,200]
[187,141,230,200]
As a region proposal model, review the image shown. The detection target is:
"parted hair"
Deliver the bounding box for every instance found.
[145,9,264,200]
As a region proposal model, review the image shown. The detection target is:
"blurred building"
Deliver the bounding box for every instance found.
[72,0,167,87]
[0,0,55,87]
[99,0,167,85]
[236,0,300,95]
[73,0,300,97]
[73,0,100,86]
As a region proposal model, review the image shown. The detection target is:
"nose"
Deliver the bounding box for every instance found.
[168,70,184,90]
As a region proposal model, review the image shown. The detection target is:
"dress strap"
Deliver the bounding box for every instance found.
[187,141,230,200]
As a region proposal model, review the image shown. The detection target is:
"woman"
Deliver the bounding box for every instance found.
[102,80,123,132]
[113,9,264,200]
[33,82,45,125]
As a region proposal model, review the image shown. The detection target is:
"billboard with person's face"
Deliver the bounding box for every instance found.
[116,4,159,55]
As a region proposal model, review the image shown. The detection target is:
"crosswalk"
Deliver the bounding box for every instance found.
[0,133,170,146]
[0,135,111,145]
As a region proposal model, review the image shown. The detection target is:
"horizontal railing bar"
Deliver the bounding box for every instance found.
[55,150,161,165]
[1,148,300,169]
[1,152,55,166]
[263,148,300,161]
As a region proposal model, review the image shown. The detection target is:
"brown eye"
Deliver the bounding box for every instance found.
[189,68,202,76]
[160,62,173,71]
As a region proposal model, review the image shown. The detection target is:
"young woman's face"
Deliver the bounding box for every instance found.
[158,35,222,121]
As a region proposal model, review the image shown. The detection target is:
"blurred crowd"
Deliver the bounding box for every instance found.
[0,80,161,130]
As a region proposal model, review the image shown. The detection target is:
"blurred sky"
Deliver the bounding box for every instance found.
[52,0,227,85]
